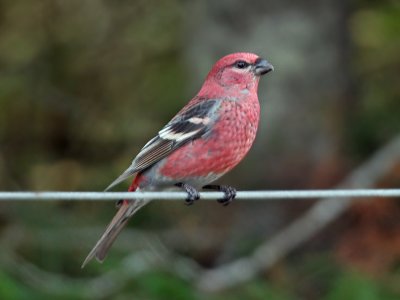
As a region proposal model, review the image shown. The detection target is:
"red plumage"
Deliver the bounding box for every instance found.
[159,98,260,179]
[82,52,273,267]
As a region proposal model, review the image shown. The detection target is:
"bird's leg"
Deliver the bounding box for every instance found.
[203,184,236,206]
[175,182,200,205]
[115,199,123,209]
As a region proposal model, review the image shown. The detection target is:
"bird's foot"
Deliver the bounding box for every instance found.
[203,184,236,206]
[175,182,200,205]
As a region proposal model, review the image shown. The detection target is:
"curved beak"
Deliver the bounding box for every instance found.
[254,58,274,76]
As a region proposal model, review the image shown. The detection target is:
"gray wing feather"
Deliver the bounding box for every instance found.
[105,99,220,191]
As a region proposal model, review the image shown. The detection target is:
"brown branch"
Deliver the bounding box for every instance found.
[197,135,400,291]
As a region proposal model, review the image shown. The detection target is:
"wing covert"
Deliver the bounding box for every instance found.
[105,99,220,190]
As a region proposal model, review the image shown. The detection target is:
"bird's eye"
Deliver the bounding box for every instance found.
[234,60,249,69]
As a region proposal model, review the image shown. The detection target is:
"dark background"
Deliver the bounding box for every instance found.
[0,0,399,299]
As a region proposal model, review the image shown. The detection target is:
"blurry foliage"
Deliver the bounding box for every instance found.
[326,271,400,300]
[0,0,399,299]
[0,253,399,299]
[0,0,185,190]
[336,197,400,275]
[347,3,400,157]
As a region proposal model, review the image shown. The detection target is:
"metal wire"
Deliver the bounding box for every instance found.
[0,189,399,201]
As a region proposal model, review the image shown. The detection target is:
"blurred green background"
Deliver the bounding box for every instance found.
[0,0,399,299]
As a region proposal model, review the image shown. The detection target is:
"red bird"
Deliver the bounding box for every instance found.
[82,52,273,267]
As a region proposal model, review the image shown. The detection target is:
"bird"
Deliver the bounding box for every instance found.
[82,52,273,267]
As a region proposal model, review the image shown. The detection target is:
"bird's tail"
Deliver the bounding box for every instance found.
[82,179,148,268]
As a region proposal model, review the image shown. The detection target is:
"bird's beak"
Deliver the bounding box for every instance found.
[254,58,274,76]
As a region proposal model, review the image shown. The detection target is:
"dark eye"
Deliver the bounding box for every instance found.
[234,60,249,69]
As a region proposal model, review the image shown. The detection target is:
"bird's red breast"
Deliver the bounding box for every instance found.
[159,96,260,179]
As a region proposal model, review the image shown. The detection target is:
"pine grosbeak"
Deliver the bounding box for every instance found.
[82,52,273,267]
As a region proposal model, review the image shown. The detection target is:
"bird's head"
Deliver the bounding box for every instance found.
[202,52,273,95]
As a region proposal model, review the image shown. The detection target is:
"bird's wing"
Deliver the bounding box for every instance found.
[105,99,221,191]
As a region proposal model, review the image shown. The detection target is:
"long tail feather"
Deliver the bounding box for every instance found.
[81,199,148,268]
[104,168,136,191]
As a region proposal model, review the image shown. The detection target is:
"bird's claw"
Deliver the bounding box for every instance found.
[175,182,200,205]
[203,185,236,206]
